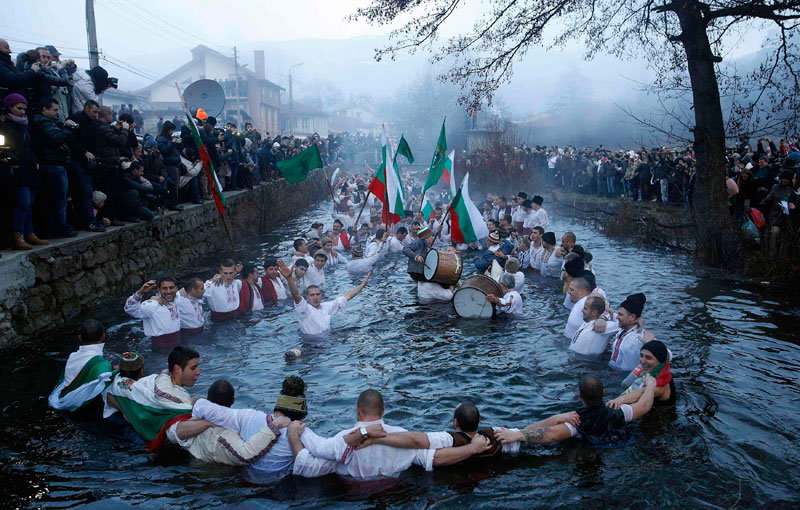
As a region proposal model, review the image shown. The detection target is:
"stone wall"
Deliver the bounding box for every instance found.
[0,169,329,350]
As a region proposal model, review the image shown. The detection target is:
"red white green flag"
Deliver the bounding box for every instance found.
[330,167,343,189]
[448,173,489,244]
[368,125,405,224]
[421,150,456,220]
[186,113,226,217]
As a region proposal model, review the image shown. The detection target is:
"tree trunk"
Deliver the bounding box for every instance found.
[674,0,738,266]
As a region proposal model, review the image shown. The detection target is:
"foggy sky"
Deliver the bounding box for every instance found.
[5,0,773,120]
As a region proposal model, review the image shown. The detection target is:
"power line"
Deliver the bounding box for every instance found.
[114,0,228,51]
[94,0,193,49]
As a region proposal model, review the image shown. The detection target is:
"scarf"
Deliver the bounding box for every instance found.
[624,360,672,394]
[7,114,28,126]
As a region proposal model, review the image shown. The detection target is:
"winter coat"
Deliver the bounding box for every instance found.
[30,113,72,165]
[156,135,181,166]
[67,111,98,164]
[94,122,128,167]
[70,69,103,115]
[0,117,39,188]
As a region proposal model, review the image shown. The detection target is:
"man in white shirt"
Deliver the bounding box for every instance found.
[569,296,619,355]
[595,293,647,372]
[204,259,242,321]
[332,204,357,232]
[564,277,592,339]
[321,237,347,269]
[402,222,421,248]
[417,281,454,302]
[286,389,491,479]
[176,277,205,336]
[348,244,384,274]
[124,277,181,348]
[279,260,369,336]
[527,226,546,272]
[239,264,265,312]
[305,251,328,290]
[529,195,549,228]
[540,232,564,278]
[352,402,521,459]
[365,229,388,258]
[387,227,407,253]
[259,257,288,304]
[495,373,657,447]
[487,273,523,315]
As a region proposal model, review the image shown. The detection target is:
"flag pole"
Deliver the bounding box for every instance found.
[174,81,237,259]
[324,167,337,211]
[351,190,370,243]
[431,169,464,245]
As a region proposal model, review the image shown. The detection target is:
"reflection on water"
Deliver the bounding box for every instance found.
[2,202,800,509]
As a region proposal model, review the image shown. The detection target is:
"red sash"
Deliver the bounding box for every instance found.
[151,331,181,349]
[210,310,238,322]
[145,414,191,452]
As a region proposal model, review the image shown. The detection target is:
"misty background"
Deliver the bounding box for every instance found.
[5,0,776,150]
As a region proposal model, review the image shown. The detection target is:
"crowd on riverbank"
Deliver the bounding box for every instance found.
[48,168,675,486]
[0,36,383,254]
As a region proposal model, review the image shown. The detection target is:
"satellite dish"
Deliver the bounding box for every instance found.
[183,79,226,118]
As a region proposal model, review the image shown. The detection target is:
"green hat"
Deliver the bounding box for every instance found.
[119,351,143,372]
[418,227,432,240]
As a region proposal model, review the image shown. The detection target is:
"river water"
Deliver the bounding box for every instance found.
[2,200,799,509]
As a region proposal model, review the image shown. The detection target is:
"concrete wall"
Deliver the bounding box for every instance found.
[0,170,328,350]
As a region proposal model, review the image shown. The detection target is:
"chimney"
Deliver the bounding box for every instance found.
[254,50,265,80]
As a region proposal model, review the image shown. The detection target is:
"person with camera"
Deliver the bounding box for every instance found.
[70,66,116,115]
[94,106,128,226]
[66,100,103,232]
[31,97,78,238]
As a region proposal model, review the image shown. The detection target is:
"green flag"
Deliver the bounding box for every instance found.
[423,120,447,192]
[277,144,324,183]
[396,135,414,164]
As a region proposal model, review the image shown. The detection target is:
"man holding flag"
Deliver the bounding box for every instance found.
[367,125,405,226]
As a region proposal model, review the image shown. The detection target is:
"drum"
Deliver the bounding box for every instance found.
[423,250,463,286]
[453,274,502,318]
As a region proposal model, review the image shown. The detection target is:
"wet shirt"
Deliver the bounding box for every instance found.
[124,293,181,337]
[294,296,348,335]
[175,294,204,329]
[608,324,645,372]
[564,296,588,339]
[497,290,523,315]
[203,280,242,313]
[570,319,619,355]
[565,403,633,446]
[417,281,454,302]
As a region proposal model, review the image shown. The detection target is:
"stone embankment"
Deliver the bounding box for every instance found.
[548,189,695,252]
[0,169,328,350]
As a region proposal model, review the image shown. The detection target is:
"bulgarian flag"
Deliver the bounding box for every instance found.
[186,113,226,217]
[421,150,456,220]
[107,374,192,452]
[448,173,489,244]
[330,167,343,190]
[368,124,405,224]
[48,356,116,411]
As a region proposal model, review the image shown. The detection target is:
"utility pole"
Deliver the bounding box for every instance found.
[288,62,303,136]
[85,0,100,69]
[233,46,242,129]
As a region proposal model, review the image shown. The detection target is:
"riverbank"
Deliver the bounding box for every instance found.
[0,169,329,350]
[547,189,695,251]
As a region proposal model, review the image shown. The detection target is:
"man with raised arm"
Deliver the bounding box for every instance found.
[495,373,658,447]
[124,277,182,348]
[278,260,369,335]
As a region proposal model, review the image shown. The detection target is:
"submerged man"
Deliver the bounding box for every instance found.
[487,273,523,315]
[204,259,242,321]
[124,277,182,349]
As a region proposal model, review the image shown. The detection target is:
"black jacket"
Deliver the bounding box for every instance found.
[67,111,98,164]
[30,113,72,165]
[94,122,128,167]
[120,170,153,193]
[0,117,39,188]
[156,134,181,166]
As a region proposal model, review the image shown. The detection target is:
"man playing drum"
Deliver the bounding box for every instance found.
[487,274,523,316]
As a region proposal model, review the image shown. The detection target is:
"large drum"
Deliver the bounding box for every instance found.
[423,250,463,286]
[453,274,502,318]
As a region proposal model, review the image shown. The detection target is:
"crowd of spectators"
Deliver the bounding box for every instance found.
[459,136,800,257]
[0,37,386,254]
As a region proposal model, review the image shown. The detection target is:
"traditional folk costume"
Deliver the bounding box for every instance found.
[496,289,523,315]
[193,394,311,483]
[527,244,545,272]
[609,294,647,372]
[402,227,433,279]
[304,264,326,290]
[329,231,351,253]
[539,248,564,278]
[176,294,205,336]
[204,279,242,321]
[386,236,405,253]
[239,279,265,312]
[564,296,589,339]
[569,318,619,355]
[124,292,181,348]
[104,373,193,452]
[347,245,383,274]
[294,420,446,479]
[48,343,114,412]
[293,296,349,335]
[332,212,356,232]
[259,275,288,304]
[168,398,281,466]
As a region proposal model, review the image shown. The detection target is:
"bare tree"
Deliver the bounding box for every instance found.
[351,0,800,266]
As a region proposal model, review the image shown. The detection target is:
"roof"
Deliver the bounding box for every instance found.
[135,45,284,94]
